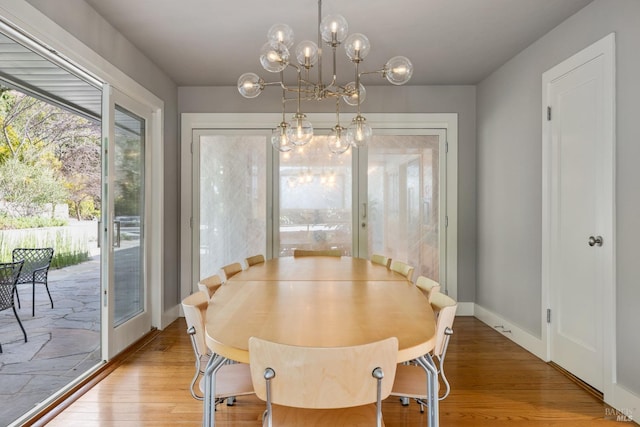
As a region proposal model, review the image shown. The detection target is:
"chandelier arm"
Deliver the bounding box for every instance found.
[280,72,286,123]
[355,60,362,115]
[359,69,387,79]
[296,68,303,114]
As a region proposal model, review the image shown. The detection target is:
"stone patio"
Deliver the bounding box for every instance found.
[0,256,101,426]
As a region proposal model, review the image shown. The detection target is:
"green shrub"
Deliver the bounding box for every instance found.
[0,214,67,230]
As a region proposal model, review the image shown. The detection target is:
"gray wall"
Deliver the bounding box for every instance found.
[476,0,640,394]
[179,85,477,302]
[25,0,181,311]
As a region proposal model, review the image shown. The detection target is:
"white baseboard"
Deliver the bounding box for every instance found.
[473,304,547,361]
[456,302,475,316]
[607,384,640,424]
[161,304,181,329]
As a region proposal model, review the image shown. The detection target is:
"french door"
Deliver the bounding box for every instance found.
[193,127,447,289]
[360,131,446,283]
[102,85,151,358]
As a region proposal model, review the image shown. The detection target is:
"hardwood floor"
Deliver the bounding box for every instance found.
[43,317,621,426]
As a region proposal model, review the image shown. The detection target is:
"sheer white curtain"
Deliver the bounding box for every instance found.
[199,135,267,279]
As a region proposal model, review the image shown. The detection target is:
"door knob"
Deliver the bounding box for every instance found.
[588,236,603,247]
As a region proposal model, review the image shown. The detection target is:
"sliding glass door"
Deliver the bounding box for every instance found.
[102,86,151,358]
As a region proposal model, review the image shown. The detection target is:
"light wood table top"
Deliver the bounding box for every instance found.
[229,255,407,281]
[205,257,436,364]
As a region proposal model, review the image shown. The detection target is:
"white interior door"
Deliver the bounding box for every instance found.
[101,85,152,358]
[544,36,615,392]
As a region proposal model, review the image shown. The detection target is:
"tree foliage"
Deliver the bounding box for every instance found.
[0,87,101,222]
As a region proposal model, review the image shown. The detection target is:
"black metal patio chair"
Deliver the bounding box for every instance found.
[12,248,55,317]
[0,260,26,353]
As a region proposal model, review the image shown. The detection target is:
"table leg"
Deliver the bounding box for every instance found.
[202,353,228,427]
[416,354,439,427]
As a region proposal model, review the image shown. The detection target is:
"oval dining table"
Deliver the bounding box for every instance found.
[202,256,440,427]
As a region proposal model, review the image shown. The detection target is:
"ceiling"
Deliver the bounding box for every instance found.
[82,0,593,87]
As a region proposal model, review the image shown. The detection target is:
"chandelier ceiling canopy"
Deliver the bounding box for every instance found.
[238,0,413,154]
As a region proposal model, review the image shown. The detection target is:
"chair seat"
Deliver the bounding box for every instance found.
[198,362,254,398]
[389,364,436,399]
[269,403,384,426]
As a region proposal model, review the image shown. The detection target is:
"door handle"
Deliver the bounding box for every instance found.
[588,235,603,247]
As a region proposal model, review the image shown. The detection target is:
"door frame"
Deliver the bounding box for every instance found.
[101,85,157,358]
[542,33,615,398]
[180,113,458,299]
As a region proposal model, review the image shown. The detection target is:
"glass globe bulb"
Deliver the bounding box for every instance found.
[295,40,319,68]
[346,115,372,148]
[267,23,294,48]
[286,113,313,146]
[384,56,413,85]
[320,14,348,45]
[342,81,366,106]
[328,125,350,154]
[344,33,370,61]
[271,123,294,152]
[237,73,263,98]
[260,41,290,73]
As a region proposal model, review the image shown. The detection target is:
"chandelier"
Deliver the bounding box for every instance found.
[237,0,413,154]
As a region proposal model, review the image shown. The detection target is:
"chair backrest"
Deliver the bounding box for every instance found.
[415,276,441,302]
[245,254,265,267]
[0,261,23,311]
[12,248,54,284]
[370,254,391,269]
[430,292,458,356]
[390,260,414,282]
[292,249,341,257]
[221,262,243,281]
[249,336,398,409]
[181,291,210,358]
[198,275,223,299]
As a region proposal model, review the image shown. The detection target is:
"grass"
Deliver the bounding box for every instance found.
[0,225,90,269]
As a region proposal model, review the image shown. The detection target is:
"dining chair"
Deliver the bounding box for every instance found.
[198,274,223,299]
[220,262,243,281]
[390,292,458,411]
[12,247,54,316]
[389,259,415,282]
[415,275,441,303]
[370,254,392,269]
[249,336,398,427]
[292,249,341,257]
[245,254,265,268]
[181,291,254,402]
[0,260,26,353]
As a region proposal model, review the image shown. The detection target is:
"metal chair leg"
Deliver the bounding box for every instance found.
[13,305,27,343]
[45,283,54,309]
